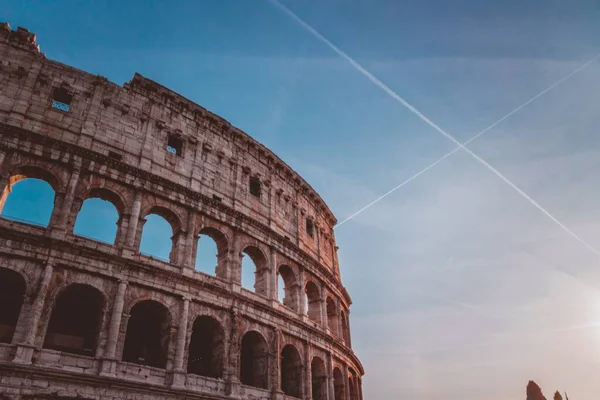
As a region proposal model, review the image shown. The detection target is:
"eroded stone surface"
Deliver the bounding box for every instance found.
[0,23,364,400]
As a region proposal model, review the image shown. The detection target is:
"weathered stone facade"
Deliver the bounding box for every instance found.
[0,24,364,400]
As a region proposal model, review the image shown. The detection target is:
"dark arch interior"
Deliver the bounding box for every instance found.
[0,268,26,344]
[333,368,345,400]
[311,357,327,400]
[240,330,269,389]
[187,316,225,378]
[43,284,104,356]
[123,300,171,368]
[281,344,302,398]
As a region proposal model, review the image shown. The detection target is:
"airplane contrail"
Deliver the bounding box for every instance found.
[270,0,600,257]
[335,53,600,227]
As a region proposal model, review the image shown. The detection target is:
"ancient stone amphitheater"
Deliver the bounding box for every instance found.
[0,24,364,400]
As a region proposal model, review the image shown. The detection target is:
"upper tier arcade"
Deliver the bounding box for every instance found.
[0,23,363,400]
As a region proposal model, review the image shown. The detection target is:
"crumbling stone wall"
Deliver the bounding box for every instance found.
[0,23,363,400]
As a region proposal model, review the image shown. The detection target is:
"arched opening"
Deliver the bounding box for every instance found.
[278,265,299,311]
[281,344,302,398]
[305,281,321,322]
[43,284,104,356]
[311,357,327,400]
[1,176,55,227]
[0,268,26,344]
[326,296,338,336]
[187,316,225,378]
[240,330,269,389]
[194,227,228,278]
[333,368,345,400]
[73,193,120,244]
[123,300,171,368]
[349,367,359,400]
[241,246,268,296]
[140,213,175,262]
[341,309,349,344]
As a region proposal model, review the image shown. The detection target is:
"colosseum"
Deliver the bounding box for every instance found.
[0,24,364,400]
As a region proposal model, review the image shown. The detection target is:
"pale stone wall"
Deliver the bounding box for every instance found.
[0,23,363,400]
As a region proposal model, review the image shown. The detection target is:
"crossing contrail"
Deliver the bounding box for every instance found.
[270,0,600,257]
[335,53,600,227]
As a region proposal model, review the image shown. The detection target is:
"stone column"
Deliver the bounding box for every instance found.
[326,353,335,400]
[125,190,142,248]
[171,296,190,388]
[184,213,196,270]
[304,342,312,400]
[55,167,80,232]
[358,376,364,400]
[298,267,306,315]
[13,263,53,364]
[270,328,282,400]
[226,308,241,397]
[320,293,328,330]
[346,311,352,348]
[100,280,127,377]
[343,365,351,400]
[270,246,278,302]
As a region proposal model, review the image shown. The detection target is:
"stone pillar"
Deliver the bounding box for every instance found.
[298,267,306,315]
[320,292,327,329]
[226,308,241,398]
[346,311,352,348]
[343,365,351,400]
[100,280,127,377]
[326,353,335,400]
[270,328,282,400]
[184,213,196,270]
[299,349,307,400]
[125,190,142,248]
[171,296,190,388]
[358,376,364,400]
[270,246,278,302]
[55,167,80,232]
[304,343,312,400]
[13,263,53,364]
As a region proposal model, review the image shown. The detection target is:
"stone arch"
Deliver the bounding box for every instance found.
[0,165,61,226]
[194,225,229,278]
[281,344,302,398]
[139,205,183,263]
[277,264,299,311]
[311,356,327,400]
[333,367,345,400]
[240,244,269,296]
[43,283,106,356]
[0,267,26,344]
[240,330,269,389]
[123,299,172,368]
[73,187,125,244]
[326,296,339,336]
[305,280,321,322]
[187,315,225,378]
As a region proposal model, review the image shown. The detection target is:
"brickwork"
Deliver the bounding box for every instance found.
[0,23,363,400]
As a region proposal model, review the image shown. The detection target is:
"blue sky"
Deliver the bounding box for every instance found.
[3,1,600,398]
